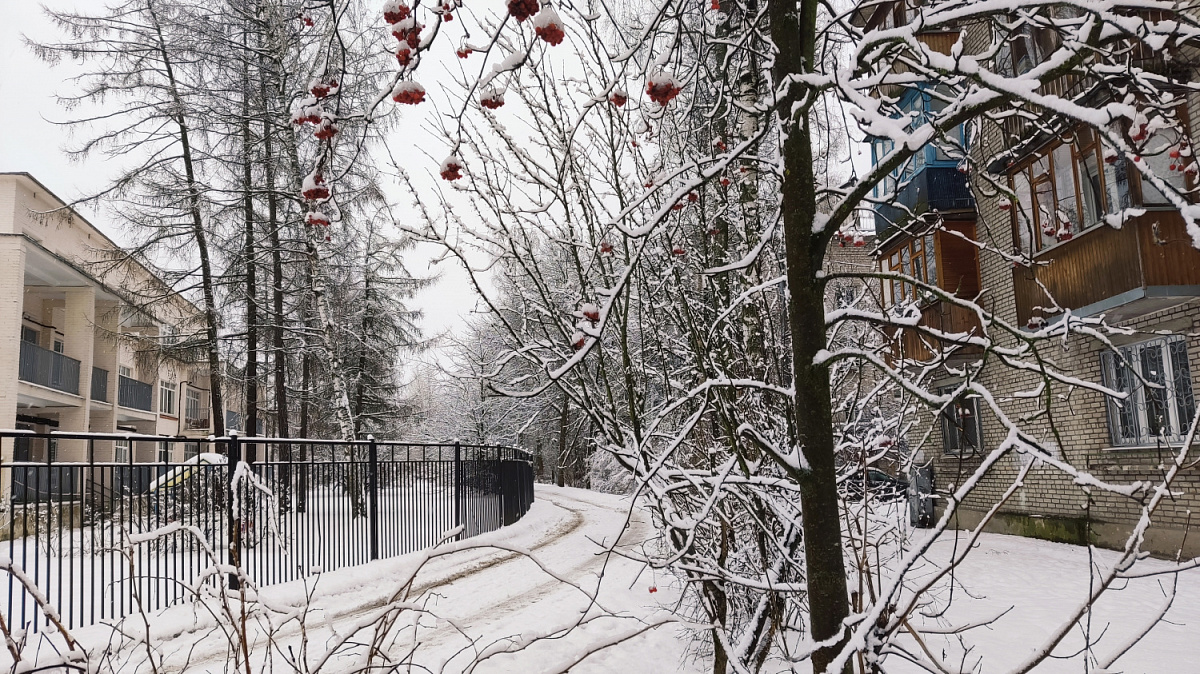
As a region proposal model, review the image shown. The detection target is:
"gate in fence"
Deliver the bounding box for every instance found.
[0,431,535,631]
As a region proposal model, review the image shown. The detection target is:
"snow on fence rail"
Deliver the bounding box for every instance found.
[0,430,535,631]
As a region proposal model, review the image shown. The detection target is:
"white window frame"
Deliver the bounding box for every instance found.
[114,439,131,463]
[1101,336,1197,447]
[157,441,171,463]
[160,381,177,417]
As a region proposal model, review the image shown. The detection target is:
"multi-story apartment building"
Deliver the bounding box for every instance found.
[854,6,1200,557]
[0,173,251,497]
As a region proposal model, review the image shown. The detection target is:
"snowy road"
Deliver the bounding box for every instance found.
[69,486,702,674]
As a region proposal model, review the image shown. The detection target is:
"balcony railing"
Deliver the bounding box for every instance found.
[18,341,80,395]
[118,375,153,411]
[91,367,109,402]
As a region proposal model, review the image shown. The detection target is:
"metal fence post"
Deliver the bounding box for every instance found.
[453,441,463,540]
[367,435,379,560]
[227,431,242,591]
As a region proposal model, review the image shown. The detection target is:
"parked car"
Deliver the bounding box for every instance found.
[840,468,908,502]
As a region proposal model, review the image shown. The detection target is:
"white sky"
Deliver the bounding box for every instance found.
[0,0,482,343]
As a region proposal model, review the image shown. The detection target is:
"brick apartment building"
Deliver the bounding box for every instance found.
[0,173,254,498]
[854,5,1200,557]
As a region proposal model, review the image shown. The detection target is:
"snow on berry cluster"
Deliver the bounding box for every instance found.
[508,0,539,22]
[480,87,505,109]
[302,170,330,202]
[646,72,682,106]
[382,0,410,23]
[533,7,565,45]
[309,76,340,99]
[391,80,426,105]
[440,155,464,181]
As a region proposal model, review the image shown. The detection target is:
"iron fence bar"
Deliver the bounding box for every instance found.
[368,435,379,561]
[227,432,241,591]
[0,431,535,631]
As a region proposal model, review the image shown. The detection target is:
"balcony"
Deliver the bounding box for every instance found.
[117,375,153,411]
[1014,212,1200,326]
[874,167,975,234]
[888,300,983,362]
[18,341,80,395]
[91,367,109,402]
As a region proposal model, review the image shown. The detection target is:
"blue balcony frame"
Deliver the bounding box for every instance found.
[869,88,975,233]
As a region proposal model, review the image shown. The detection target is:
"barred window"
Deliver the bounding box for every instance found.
[1101,336,1197,447]
[939,387,982,454]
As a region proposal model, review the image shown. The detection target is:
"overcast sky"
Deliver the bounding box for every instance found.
[0,1,482,344]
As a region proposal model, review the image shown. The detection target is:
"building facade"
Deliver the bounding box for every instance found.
[0,173,248,494]
[854,7,1200,557]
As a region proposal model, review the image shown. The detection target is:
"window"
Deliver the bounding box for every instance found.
[119,366,132,379]
[1139,127,1190,206]
[939,387,982,454]
[114,439,131,463]
[20,326,38,344]
[834,285,858,308]
[161,325,178,346]
[1101,336,1197,447]
[881,236,935,306]
[53,339,64,354]
[185,388,208,429]
[158,441,171,463]
[48,438,58,463]
[184,442,200,461]
[1009,129,1132,254]
[1009,23,1059,75]
[160,381,177,417]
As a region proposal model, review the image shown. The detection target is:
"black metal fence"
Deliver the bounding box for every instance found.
[0,431,535,632]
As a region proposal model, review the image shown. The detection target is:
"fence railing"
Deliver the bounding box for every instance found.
[91,367,109,402]
[0,430,535,632]
[18,341,80,396]
[117,375,153,411]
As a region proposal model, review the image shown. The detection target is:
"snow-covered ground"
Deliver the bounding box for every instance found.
[9,486,1197,673]
[894,532,1200,673]
[54,485,704,674]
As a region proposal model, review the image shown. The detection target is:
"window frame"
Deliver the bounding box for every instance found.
[114,439,131,463]
[939,387,983,455]
[159,381,177,418]
[1100,335,1197,448]
[880,236,932,307]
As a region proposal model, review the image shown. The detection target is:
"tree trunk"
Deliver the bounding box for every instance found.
[241,38,259,460]
[147,0,224,438]
[771,0,850,671]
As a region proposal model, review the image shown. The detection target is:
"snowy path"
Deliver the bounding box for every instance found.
[68,486,703,674]
[18,487,1198,673]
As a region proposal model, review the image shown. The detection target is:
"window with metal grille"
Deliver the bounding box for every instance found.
[939,387,982,454]
[1101,336,1197,447]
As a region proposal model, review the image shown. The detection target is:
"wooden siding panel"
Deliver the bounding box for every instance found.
[1013,223,1141,323]
[918,32,960,56]
[891,300,983,362]
[936,221,980,298]
[1138,211,1200,286]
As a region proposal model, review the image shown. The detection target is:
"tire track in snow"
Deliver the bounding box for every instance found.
[152,488,632,673]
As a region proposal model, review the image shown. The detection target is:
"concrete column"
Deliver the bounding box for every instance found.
[88,302,119,463]
[0,237,26,479]
[56,287,96,462]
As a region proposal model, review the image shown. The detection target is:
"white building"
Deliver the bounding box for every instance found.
[0,173,245,482]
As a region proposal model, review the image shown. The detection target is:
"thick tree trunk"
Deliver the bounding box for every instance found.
[771,0,850,671]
